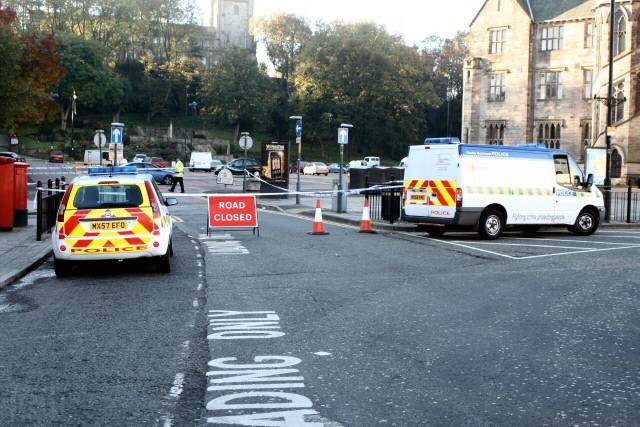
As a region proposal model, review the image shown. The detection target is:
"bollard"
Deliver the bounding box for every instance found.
[36,180,42,241]
[627,179,633,224]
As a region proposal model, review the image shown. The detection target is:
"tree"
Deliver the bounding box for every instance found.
[201,48,273,143]
[0,3,64,130]
[295,22,440,159]
[253,13,311,97]
[56,34,125,129]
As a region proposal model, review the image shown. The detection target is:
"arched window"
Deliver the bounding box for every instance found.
[537,121,562,149]
[614,9,627,55]
[233,4,240,15]
[612,81,625,123]
[611,149,622,178]
[581,120,591,161]
[486,122,505,145]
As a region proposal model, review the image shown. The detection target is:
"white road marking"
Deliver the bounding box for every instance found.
[452,241,590,250]
[513,244,640,260]
[193,298,199,308]
[598,230,640,234]
[199,233,250,255]
[171,215,184,223]
[313,352,332,356]
[503,237,637,246]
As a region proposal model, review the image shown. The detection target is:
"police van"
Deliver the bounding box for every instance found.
[52,167,177,277]
[402,141,605,239]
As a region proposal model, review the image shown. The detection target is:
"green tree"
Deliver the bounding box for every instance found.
[296,22,440,160]
[201,48,273,143]
[56,34,125,129]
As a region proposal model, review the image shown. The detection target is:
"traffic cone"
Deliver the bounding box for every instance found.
[309,199,329,235]
[359,197,376,234]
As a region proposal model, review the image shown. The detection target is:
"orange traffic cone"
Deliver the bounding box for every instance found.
[309,199,329,235]
[359,197,376,234]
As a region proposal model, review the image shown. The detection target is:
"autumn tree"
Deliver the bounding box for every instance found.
[0,3,64,130]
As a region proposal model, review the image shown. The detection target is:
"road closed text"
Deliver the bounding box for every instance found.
[208,196,258,229]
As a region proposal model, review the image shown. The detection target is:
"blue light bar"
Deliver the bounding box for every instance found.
[88,166,138,175]
[424,137,461,144]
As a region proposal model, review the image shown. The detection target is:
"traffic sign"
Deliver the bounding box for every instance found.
[208,195,258,229]
[239,135,253,150]
[216,168,234,185]
[295,119,302,138]
[111,123,124,144]
[10,135,18,145]
[338,127,349,145]
[93,131,106,148]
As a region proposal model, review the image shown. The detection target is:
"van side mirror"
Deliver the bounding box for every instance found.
[165,197,178,207]
[586,173,594,187]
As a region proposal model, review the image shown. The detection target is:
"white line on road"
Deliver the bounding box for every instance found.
[503,237,638,246]
[452,241,591,250]
[513,244,640,260]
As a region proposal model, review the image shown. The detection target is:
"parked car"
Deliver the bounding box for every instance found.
[150,157,169,168]
[219,158,261,176]
[290,160,309,174]
[49,151,64,163]
[133,153,148,163]
[126,162,175,185]
[211,159,226,173]
[0,151,26,163]
[328,163,348,174]
[303,162,330,176]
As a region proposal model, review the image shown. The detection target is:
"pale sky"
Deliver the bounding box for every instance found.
[199,0,486,45]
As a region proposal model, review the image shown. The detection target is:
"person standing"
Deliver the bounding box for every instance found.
[170,158,185,193]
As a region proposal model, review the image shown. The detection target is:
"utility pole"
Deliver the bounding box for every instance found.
[290,115,303,205]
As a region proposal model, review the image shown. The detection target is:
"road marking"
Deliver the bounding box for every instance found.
[598,230,640,234]
[513,244,640,260]
[452,241,590,250]
[503,237,637,246]
[199,233,250,255]
[171,215,184,223]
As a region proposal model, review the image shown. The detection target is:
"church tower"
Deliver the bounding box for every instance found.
[210,0,255,50]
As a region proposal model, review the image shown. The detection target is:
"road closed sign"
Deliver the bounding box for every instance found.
[208,195,258,229]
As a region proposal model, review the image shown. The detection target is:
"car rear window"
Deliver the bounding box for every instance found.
[73,185,145,209]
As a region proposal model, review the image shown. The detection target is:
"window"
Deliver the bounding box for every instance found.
[611,149,622,178]
[612,81,625,123]
[585,22,593,48]
[583,69,593,99]
[537,121,562,149]
[486,121,505,145]
[554,155,572,186]
[538,71,563,100]
[580,120,591,161]
[489,72,506,102]
[489,29,505,54]
[614,9,626,56]
[233,4,240,15]
[541,26,564,51]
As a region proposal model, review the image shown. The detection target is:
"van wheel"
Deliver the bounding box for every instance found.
[479,209,504,240]
[54,257,73,278]
[163,176,173,185]
[156,252,171,273]
[571,209,599,236]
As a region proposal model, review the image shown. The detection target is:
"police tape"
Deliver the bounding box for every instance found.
[164,185,404,199]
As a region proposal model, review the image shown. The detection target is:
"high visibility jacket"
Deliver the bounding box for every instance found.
[175,160,184,178]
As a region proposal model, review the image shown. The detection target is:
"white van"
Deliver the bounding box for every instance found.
[363,156,380,167]
[402,142,605,239]
[189,152,213,172]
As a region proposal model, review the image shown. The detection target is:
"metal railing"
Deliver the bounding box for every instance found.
[36,177,66,241]
[362,179,404,224]
[607,184,640,223]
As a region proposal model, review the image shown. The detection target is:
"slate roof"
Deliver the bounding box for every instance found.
[530,0,593,22]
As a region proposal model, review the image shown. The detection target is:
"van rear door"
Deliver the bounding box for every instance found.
[404,145,459,220]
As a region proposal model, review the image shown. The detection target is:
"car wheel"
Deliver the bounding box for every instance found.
[162,175,173,185]
[54,257,73,278]
[479,208,504,240]
[156,251,171,273]
[571,209,598,236]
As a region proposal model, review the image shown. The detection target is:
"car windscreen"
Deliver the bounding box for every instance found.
[73,185,145,209]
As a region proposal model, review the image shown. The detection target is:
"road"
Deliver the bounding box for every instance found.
[1,160,638,426]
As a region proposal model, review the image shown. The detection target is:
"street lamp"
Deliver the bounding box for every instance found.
[290,115,303,204]
[338,123,353,214]
[185,85,190,117]
[71,90,77,160]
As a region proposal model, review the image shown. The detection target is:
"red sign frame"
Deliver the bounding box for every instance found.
[208,195,258,229]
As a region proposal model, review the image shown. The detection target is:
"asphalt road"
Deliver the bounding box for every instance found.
[2,161,638,425]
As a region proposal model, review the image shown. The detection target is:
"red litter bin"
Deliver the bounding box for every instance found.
[0,157,15,231]
[13,162,29,227]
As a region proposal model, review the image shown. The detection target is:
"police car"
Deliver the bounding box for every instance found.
[52,167,178,277]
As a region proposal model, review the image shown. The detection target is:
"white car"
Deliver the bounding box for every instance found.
[52,166,177,277]
[303,162,330,176]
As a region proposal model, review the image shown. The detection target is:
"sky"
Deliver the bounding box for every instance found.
[199,0,486,46]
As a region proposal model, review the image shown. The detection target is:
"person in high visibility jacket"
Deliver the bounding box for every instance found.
[170,158,185,193]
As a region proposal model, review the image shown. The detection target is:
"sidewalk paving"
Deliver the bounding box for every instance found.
[0,216,51,290]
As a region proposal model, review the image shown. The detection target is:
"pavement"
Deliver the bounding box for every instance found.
[0,216,51,290]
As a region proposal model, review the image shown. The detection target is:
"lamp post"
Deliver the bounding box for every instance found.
[71,90,77,160]
[593,0,621,222]
[185,85,190,117]
[338,123,353,214]
[290,115,303,204]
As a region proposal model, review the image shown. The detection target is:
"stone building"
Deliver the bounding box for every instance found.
[462,0,640,180]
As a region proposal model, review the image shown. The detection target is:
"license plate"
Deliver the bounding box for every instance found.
[90,221,128,231]
[410,194,427,201]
